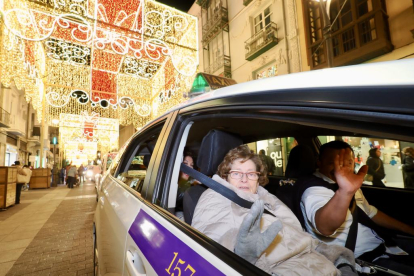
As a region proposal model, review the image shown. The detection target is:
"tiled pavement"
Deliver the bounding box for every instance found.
[0,182,96,276]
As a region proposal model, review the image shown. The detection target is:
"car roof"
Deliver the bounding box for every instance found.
[185,58,413,106]
[142,59,414,130]
[186,58,414,105]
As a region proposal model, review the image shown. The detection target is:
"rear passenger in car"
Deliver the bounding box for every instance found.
[192,145,357,276]
[297,141,414,275]
[176,152,197,220]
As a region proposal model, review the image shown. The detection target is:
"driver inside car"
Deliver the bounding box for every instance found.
[297,141,414,275]
[192,145,357,275]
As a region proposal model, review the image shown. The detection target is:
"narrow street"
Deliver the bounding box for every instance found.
[0,182,96,276]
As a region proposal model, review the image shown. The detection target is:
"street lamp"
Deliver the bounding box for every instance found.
[312,0,334,68]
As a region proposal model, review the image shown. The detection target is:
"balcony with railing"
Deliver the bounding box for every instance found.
[202,3,229,45]
[0,107,10,128]
[243,0,253,6]
[6,116,25,136]
[245,22,278,61]
[205,55,231,78]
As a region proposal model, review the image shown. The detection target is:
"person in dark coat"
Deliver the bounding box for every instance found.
[401,147,414,189]
[59,167,65,184]
[259,149,276,175]
[366,148,386,187]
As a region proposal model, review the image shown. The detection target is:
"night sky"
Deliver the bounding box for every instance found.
[156,0,195,12]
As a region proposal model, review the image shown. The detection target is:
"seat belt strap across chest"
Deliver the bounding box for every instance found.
[180,164,275,217]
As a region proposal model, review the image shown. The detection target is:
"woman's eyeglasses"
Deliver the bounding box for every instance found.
[228,170,260,180]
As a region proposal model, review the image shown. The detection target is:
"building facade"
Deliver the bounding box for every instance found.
[298,0,414,70]
[0,84,44,167]
[189,0,303,83]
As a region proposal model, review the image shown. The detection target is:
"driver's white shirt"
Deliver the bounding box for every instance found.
[300,170,383,258]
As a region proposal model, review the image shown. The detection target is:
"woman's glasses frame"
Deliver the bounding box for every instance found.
[228,170,260,180]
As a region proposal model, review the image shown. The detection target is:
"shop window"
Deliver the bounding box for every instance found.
[255,64,277,80]
[318,136,414,190]
[248,137,296,177]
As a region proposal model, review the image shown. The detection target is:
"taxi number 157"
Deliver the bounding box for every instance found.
[165,252,196,276]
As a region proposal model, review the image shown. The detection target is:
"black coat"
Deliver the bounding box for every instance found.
[402,155,414,189]
[366,156,385,187]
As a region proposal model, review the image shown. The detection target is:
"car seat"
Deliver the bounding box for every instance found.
[285,144,316,179]
[183,129,243,225]
[273,144,316,210]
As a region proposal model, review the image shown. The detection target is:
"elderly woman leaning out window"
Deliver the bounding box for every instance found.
[191,145,357,276]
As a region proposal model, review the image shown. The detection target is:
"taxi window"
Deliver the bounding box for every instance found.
[318,136,414,190]
[114,123,165,193]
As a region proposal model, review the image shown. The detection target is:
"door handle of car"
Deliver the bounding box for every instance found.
[126,250,146,276]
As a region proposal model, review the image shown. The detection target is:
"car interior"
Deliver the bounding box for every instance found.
[115,131,159,193]
[162,111,414,273]
[104,105,414,275]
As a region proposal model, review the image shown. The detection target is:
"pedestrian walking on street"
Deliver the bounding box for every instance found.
[13,161,27,204]
[60,167,65,184]
[366,147,386,187]
[259,149,276,175]
[401,147,414,189]
[22,165,32,190]
[67,164,78,189]
[78,164,85,183]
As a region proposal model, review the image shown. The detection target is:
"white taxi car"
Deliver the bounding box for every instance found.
[94,59,414,276]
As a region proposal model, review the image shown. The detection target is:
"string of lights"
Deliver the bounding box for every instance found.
[0,0,199,129]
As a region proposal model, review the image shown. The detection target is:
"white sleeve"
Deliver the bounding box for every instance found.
[301,187,337,236]
[355,189,378,218]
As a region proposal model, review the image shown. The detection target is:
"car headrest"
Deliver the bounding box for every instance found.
[285,145,316,178]
[197,129,243,176]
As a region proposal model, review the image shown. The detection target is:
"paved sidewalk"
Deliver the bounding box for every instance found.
[0,182,96,276]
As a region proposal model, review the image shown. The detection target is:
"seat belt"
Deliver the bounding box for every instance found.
[180,164,275,217]
[345,198,358,252]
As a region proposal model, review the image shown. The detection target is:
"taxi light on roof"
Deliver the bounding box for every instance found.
[190,74,210,94]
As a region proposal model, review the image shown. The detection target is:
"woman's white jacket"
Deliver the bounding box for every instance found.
[192,175,340,275]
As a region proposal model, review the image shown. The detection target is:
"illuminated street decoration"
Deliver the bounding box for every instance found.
[59,113,119,162]
[0,0,198,129]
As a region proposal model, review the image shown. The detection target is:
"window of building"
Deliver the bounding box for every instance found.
[254,6,272,34]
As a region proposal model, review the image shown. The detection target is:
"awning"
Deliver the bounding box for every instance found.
[189,73,237,96]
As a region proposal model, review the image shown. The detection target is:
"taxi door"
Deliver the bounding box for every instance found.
[122,115,268,276]
[95,114,174,276]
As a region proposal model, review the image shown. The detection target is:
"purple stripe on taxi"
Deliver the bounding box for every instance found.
[129,209,226,276]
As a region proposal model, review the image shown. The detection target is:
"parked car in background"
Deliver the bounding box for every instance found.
[94,59,414,276]
[85,165,101,182]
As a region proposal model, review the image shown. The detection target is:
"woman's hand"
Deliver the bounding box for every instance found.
[334,148,367,196]
[235,200,282,264]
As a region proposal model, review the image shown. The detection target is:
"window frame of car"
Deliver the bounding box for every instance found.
[110,85,414,275]
[105,112,175,198]
[102,111,270,275]
[149,96,414,211]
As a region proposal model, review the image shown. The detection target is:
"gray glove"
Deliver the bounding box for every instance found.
[315,242,357,276]
[234,200,283,264]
